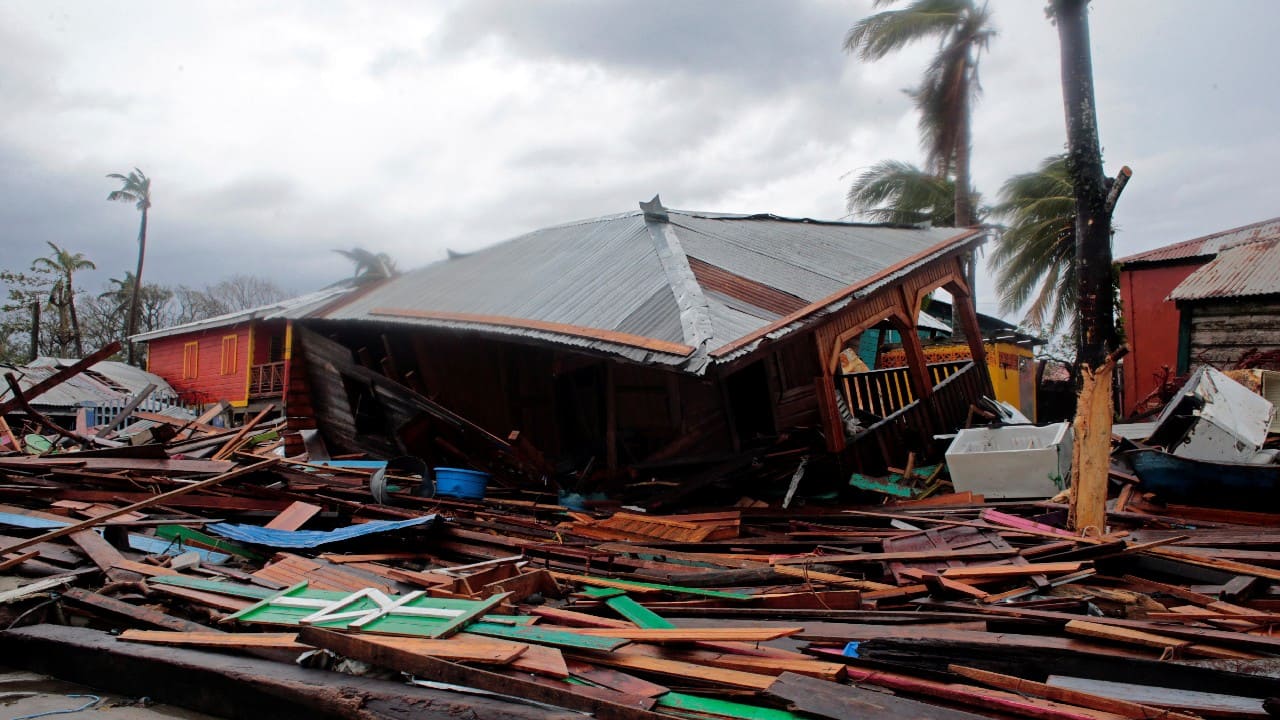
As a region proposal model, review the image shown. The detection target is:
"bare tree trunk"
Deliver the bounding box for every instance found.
[1053,0,1114,368]
[126,207,148,366]
[29,302,40,363]
[67,271,84,357]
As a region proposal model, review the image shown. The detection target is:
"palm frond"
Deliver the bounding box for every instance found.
[846,159,957,226]
[986,154,1079,332]
[844,0,968,61]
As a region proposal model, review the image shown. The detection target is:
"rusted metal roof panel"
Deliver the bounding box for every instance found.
[671,212,964,302]
[1168,237,1280,301]
[1119,217,1280,266]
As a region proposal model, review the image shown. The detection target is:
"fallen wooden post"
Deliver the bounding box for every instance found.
[0,341,121,416]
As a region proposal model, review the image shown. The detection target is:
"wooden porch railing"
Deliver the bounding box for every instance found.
[840,360,991,475]
[836,359,969,419]
[249,361,286,398]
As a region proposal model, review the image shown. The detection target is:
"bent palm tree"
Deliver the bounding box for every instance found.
[107,168,151,365]
[846,159,969,226]
[988,154,1077,334]
[33,242,96,356]
[844,0,994,227]
[335,248,398,282]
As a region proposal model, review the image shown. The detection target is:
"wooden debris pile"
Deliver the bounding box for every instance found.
[4,345,1280,718]
[6,439,1280,720]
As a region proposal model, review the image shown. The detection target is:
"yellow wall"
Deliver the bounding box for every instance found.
[880,341,1036,420]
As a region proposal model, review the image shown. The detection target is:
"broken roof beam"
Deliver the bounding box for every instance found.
[0,341,121,416]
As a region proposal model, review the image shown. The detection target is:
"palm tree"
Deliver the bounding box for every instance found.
[844,0,995,228]
[33,242,96,356]
[107,168,151,365]
[846,159,970,226]
[988,154,1077,334]
[1049,0,1116,366]
[335,248,398,282]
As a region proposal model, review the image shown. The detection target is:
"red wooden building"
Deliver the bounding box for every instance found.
[133,287,357,418]
[1117,216,1280,416]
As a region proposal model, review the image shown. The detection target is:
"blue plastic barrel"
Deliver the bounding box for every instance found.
[433,467,490,500]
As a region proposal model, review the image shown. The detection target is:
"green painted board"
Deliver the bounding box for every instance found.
[156,525,265,562]
[657,691,807,720]
[604,594,674,629]
[848,472,917,498]
[582,587,626,600]
[148,576,275,600]
[466,620,625,651]
[227,582,624,651]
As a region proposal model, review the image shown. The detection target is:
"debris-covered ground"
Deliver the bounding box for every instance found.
[2,351,1280,720]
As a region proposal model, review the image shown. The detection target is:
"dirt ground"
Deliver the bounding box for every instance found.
[0,667,222,720]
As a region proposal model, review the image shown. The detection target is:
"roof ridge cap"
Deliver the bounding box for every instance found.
[640,197,714,374]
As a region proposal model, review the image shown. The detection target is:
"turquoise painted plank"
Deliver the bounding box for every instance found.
[148,576,274,599]
[657,691,807,720]
[604,595,674,629]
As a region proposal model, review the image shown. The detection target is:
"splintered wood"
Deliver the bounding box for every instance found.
[1069,356,1115,535]
[3,360,1280,720]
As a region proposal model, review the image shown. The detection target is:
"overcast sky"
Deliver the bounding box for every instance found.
[2,1,1276,320]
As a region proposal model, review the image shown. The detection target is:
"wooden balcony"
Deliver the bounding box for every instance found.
[839,360,991,474]
[837,360,970,419]
[249,361,285,398]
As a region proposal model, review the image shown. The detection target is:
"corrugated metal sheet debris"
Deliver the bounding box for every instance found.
[206,515,438,548]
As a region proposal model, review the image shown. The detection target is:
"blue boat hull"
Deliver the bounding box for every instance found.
[1127,449,1280,510]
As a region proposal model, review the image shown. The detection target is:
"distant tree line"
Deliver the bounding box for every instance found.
[0,250,290,364]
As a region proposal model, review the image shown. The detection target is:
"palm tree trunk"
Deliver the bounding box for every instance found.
[1053,0,1114,368]
[951,63,978,332]
[952,67,975,229]
[126,207,148,366]
[67,270,84,357]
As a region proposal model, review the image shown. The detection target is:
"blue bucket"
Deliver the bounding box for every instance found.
[433,467,490,500]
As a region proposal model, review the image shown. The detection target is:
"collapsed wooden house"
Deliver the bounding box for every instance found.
[137,197,994,481]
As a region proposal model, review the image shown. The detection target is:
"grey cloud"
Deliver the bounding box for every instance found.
[432,0,862,91]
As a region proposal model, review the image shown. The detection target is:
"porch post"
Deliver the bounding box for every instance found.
[950,281,994,396]
[896,287,933,400]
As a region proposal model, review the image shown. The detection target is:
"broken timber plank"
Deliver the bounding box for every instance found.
[568,627,803,642]
[299,627,666,719]
[6,624,582,720]
[117,630,309,650]
[569,649,777,690]
[949,665,1203,720]
[60,587,213,633]
[263,501,322,531]
[0,458,279,556]
[766,670,987,720]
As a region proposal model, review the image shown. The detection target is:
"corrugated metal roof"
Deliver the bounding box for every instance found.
[1118,216,1280,266]
[1,359,179,410]
[673,212,963,302]
[328,214,676,340]
[128,200,976,373]
[131,284,359,342]
[1168,237,1280,301]
[322,201,978,372]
